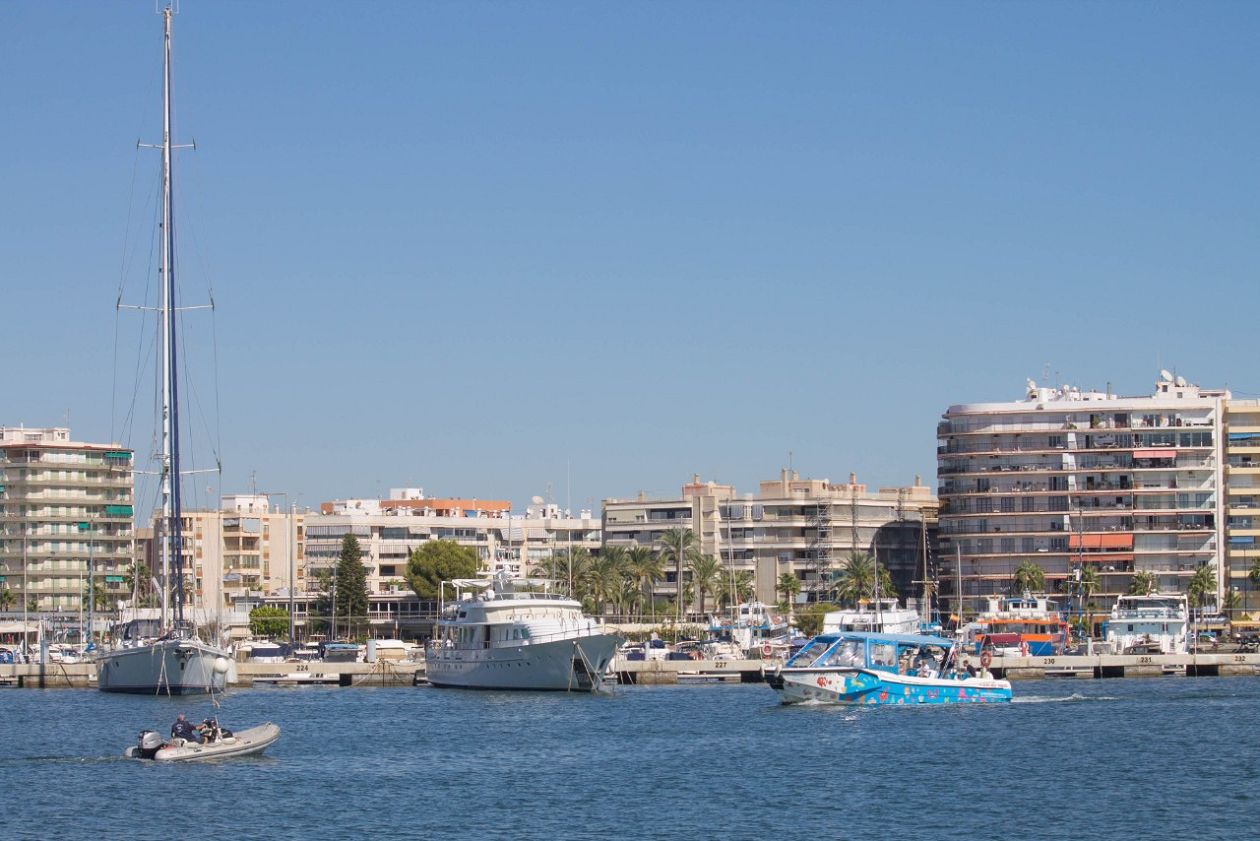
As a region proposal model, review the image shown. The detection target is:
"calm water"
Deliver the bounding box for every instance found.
[1,678,1257,840]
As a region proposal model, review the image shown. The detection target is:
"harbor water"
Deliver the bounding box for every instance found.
[1,678,1257,840]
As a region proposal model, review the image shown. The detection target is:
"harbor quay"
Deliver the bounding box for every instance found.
[5,651,1260,689]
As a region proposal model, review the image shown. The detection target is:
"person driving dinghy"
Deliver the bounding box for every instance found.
[171,713,203,744]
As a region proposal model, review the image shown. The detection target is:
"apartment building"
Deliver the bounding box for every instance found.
[0,427,134,612]
[602,471,937,608]
[1225,400,1260,613]
[166,495,305,612]
[305,488,601,594]
[937,374,1228,615]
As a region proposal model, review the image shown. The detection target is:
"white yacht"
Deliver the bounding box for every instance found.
[425,573,622,691]
[97,7,230,694]
[1105,593,1188,655]
[823,598,920,636]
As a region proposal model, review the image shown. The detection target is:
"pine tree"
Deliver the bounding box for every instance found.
[335,534,370,639]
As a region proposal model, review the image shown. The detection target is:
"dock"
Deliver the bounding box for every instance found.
[3,652,1259,689]
[0,659,427,689]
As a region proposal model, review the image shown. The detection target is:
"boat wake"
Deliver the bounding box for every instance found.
[1013,692,1117,704]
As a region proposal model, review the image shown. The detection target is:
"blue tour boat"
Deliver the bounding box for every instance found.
[764,631,1012,706]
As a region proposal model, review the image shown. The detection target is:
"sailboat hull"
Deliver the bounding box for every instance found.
[97,639,230,695]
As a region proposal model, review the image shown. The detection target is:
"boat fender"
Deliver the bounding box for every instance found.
[761,643,773,658]
[979,650,993,669]
[1019,641,1029,657]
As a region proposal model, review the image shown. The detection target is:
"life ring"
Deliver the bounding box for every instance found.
[979,650,993,669]
[761,643,773,658]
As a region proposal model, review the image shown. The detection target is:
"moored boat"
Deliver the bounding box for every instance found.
[960,593,1069,657]
[823,597,921,636]
[765,631,1012,706]
[1104,593,1188,655]
[425,572,622,691]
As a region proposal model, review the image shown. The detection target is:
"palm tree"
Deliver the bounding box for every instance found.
[719,570,755,608]
[1128,571,1158,596]
[657,528,701,622]
[1012,560,1046,595]
[777,572,801,615]
[832,551,875,606]
[687,554,722,617]
[1223,588,1242,619]
[0,587,14,612]
[627,546,664,621]
[587,549,627,616]
[1187,563,1217,610]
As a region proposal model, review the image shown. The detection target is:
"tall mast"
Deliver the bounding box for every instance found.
[158,6,185,627]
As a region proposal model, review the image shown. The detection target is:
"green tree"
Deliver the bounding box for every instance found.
[796,602,837,637]
[532,546,594,601]
[335,534,370,639]
[777,572,801,614]
[249,605,290,638]
[832,551,875,606]
[657,528,701,621]
[587,548,628,616]
[407,539,480,601]
[310,569,333,635]
[1223,588,1242,618]
[1128,571,1158,596]
[719,570,755,608]
[0,587,14,612]
[1187,563,1217,610]
[627,546,664,621]
[687,554,722,616]
[1012,560,1046,595]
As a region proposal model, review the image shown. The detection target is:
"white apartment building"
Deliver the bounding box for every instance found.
[304,488,601,595]
[937,374,1228,615]
[0,427,134,612]
[603,471,937,608]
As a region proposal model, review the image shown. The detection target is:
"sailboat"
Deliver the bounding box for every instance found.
[97,6,231,694]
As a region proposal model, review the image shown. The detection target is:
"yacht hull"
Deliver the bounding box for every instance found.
[426,633,622,691]
[766,666,1012,706]
[97,639,230,694]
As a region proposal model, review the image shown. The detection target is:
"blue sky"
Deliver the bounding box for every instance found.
[2,2,1258,513]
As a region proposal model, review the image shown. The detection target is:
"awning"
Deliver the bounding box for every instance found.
[1069,532,1134,550]
[1133,449,1177,459]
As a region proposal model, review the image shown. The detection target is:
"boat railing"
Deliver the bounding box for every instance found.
[426,624,611,653]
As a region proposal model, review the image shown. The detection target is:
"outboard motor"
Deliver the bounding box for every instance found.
[137,730,164,760]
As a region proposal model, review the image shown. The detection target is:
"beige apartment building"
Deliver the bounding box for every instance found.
[937,374,1229,616]
[602,470,937,609]
[158,494,305,612]
[1225,400,1260,613]
[0,427,134,612]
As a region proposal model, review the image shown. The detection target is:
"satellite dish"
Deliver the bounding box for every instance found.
[531,495,544,505]
[1175,376,1186,387]
[1159,369,1173,382]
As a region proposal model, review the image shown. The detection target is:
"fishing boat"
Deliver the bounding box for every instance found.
[959,593,1069,657]
[1104,593,1188,655]
[425,572,622,691]
[125,721,280,762]
[97,6,231,694]
[764,631,1012,706]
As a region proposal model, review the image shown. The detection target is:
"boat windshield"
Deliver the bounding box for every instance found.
[785,638,832,667]
[819,639,864,667]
